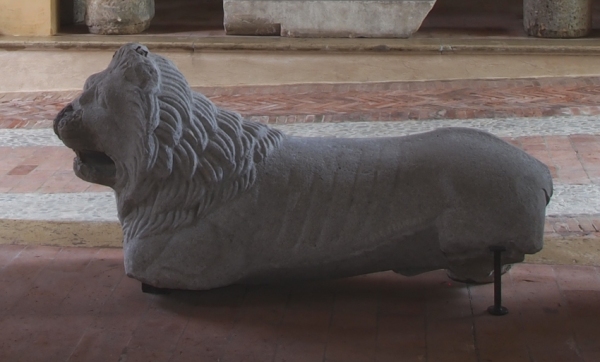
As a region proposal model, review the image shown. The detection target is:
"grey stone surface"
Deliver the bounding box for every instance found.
[0,193,117,221]
[0,183,590,222]
[54,44,552,290]
[548,184,600,216]
[74,0,86,25]
[224,0,436,37]
[86,0,155,35]
[524,0,591,38]
[0,129,64,147]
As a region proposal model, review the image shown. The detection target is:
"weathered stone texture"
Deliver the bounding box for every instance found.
[86,0,155,35]
[224,0,437,38]
[74,0,86,24]
[524,0,591,38]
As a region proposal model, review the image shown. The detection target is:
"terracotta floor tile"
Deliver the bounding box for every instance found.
[582,350,600,362]
[468,277,531,362]
[321,275,382,362]
[67,327,135,362]
[570,135,600,183]
[393,272,476,362]
[1,245,600,362]
[0,244,25,268]
[124,298,190,362]
[7,164,37,175]
[274,343,327,362]
[0,174,23,192]
[219,287,290,362]
[510,264,584,362]
[519,135,553,167]
[0,147,38,171]
[38,171,78,193]
[544,136,590,184]
[0,248,100,361]
[272,287,332,362]
[554,266,600,356]
[170,285,246,362]
[426,318,478,362]
[375,311,426,362]
[21,147,59,167]
[59,176,94,193]
[0,314,96,362]
[0,246,60,313]
[85,183,113,193]
[8,247,97,316]
[7,169,54,193]
[56,248,125,316]
[68,276,151,362]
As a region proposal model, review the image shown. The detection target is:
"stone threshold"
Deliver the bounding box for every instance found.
[3,34,600,54]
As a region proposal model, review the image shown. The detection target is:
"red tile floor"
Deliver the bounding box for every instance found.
[3,77,600,129]
[1,245,600,362]
[3,77,600,361]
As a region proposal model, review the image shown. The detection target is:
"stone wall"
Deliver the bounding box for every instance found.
[0,0,58,36]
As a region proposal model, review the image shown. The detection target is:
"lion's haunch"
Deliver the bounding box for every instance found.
[55,43,553,291]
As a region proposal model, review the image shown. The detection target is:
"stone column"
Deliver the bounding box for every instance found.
[85,0,155,35]
[523,0,591,38]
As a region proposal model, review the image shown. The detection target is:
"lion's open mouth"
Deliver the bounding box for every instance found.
[74,150,117,187]
[77,150,114,166]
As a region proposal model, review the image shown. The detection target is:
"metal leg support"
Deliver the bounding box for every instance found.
[142,283,171,295]
[487,246,509,316]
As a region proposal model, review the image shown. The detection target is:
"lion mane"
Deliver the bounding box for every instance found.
[114,45,284,239]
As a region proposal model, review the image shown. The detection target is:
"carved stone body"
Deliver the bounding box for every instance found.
[54,44,553,290]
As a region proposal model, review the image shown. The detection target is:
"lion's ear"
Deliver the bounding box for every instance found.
[124,60,159,91]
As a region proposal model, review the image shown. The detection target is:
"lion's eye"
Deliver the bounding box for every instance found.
[135,46,149,57]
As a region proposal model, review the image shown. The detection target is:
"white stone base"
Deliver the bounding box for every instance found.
[223,0,437,38]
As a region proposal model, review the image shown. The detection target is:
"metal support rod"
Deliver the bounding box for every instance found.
[487,246,508,316]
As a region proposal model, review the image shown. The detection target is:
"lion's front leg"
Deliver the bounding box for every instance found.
[123,223,249,290]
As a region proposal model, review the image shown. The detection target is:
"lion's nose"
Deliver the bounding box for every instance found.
[53,104,84,140]
[54,103,74,139]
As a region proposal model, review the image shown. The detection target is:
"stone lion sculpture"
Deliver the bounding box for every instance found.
[54,43,553,291]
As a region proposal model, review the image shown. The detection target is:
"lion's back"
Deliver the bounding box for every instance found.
[244,128,551,254]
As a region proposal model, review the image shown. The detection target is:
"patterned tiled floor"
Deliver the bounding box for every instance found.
[3,77,600,128]
[0,245,600,362]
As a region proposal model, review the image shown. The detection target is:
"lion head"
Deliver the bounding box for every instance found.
[54,43,284,239]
